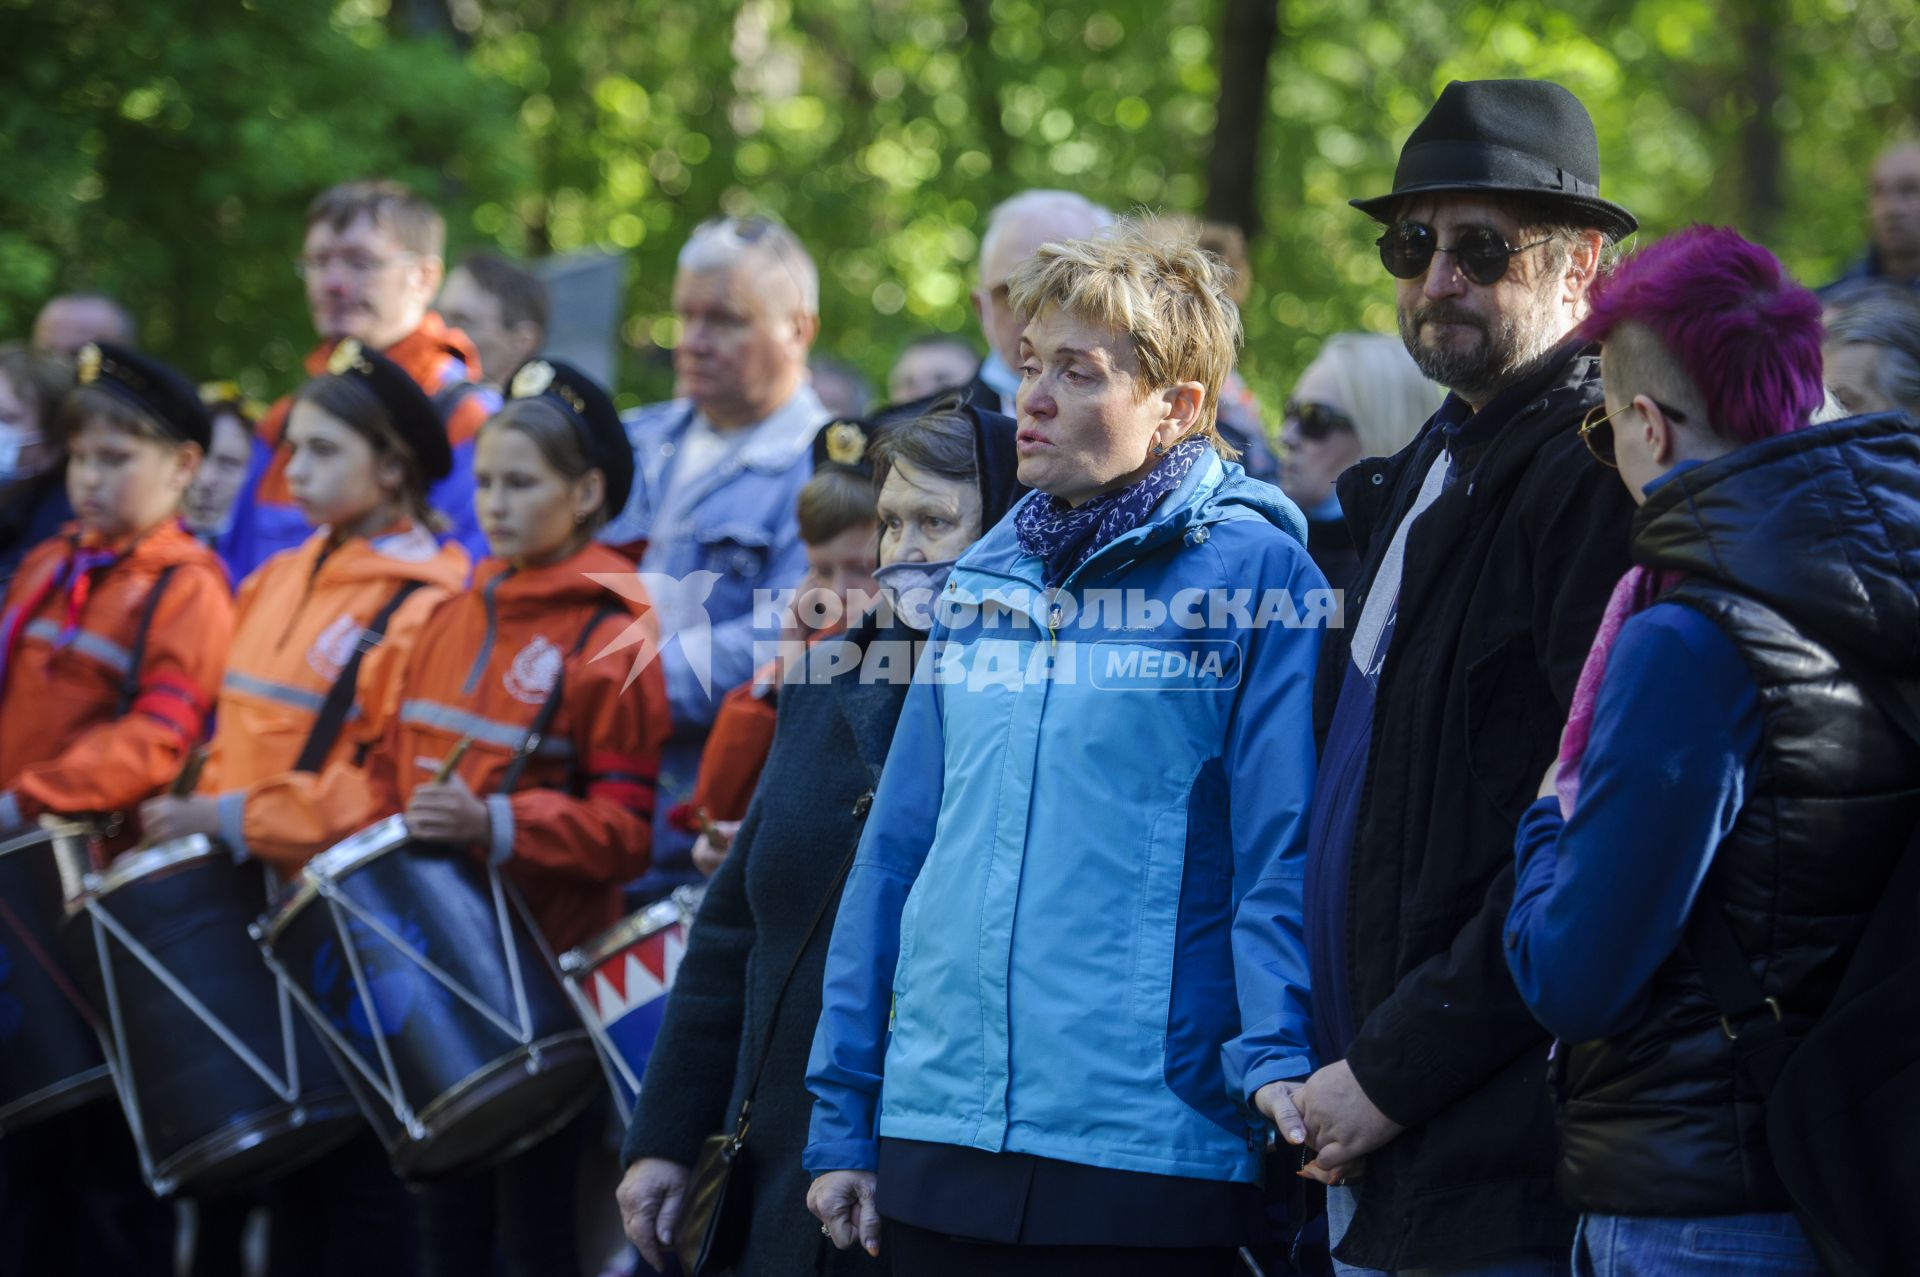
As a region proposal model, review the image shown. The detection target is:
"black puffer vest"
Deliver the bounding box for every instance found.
[1556,413,1920,1215]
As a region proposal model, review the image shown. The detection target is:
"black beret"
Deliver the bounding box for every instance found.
[74,342,213,452]
[505,358,634,515]
[816,391,1026,529]
[322,339,453,482]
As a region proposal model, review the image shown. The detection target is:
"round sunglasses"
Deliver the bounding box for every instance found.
[1377,221,1556,286]
[1578,397,1690,468]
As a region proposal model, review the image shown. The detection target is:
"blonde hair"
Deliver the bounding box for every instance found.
[1006,216,1243,459]
[1309,333,1439,460]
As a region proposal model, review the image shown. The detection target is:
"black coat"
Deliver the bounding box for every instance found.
[622,619,909,1277]
[1313,343,1635,1270]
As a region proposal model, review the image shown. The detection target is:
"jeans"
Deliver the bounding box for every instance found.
[1572,1212,1820,1276]
[1326,1186,1570,1277]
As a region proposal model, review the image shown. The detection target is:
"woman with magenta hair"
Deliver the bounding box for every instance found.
[1503,225,1920,1275]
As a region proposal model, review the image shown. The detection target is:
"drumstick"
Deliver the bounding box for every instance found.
[432,735,474,784]
[170,746,207,797]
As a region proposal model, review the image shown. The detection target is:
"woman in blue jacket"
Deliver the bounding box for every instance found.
[805,220,1327,1274]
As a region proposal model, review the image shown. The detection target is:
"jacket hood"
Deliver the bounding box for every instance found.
[962,451,1308,584]
[303,311,482,385]
[64,517,214,570]
[473,542,650,619]
[1634,412,1920,674]
[293,522,470,591]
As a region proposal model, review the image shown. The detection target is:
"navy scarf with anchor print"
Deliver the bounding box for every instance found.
[1013,438,1209,589]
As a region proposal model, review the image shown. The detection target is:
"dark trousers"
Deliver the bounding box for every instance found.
[0,1101,176,1277]
[884,1218,1242,1276]
[416,1105,598,1277]
[266,1132,419,1277]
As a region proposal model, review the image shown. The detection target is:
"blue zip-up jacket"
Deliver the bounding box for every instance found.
[600,388,825,888]
[805,452,1325,1184]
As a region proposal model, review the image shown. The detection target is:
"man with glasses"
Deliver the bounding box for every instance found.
[601,215,828,900]
[1257,80,1638,1277]
[222,179,495,577]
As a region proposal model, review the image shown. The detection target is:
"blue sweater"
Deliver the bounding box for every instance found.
[1504,601,1764,1043]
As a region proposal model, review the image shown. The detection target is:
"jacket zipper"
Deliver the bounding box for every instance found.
[461,570,511,694]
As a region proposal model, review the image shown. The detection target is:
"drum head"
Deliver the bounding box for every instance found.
[266,816,413,944]
[560,897,684,975]
[88,835,218,898]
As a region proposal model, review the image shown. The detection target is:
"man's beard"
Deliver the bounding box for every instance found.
[1397,291,1568,404]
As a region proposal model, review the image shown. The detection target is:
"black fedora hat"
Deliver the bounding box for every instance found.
[1351,79,1637,243]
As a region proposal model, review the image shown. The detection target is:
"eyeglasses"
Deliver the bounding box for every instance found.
[1377,222,1556,287]
[1578,397,1689,468]
[295,250,417,279]
[1284,401,1357,442]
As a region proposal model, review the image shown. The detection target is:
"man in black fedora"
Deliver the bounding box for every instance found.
[1251,80,1638,1276]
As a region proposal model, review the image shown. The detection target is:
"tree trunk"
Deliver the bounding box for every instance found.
[1734,0,1783,243]
[1207,0,1281,238]
[958,0,1013,191]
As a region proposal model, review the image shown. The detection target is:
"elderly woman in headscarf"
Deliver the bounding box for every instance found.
[616,396,1023,1276]
[805,219,1328,1275]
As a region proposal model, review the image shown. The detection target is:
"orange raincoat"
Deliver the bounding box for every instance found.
[0,520,231,841]
[243,543,671,951]
[201,522,468,845]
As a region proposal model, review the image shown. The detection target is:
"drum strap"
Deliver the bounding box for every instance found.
[117,564,180,715]
[498,603,623,798]
[293,580,426,773]
[0,888,104,1033]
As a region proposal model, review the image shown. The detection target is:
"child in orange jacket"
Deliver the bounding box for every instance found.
[140,340,469,853]
[682,461,879,873]
[242,358,670,1277]
[0,343,231,849]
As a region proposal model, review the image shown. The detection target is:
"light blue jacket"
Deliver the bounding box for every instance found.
[600,387,826,882]
[805,452,1324,1184]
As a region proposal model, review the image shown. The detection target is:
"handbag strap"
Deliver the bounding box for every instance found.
[292,580,426,773]
[498,603,622,798]
[727,791,871,1145]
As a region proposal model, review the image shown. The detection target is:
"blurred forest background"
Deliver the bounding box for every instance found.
[4,0,1917,421]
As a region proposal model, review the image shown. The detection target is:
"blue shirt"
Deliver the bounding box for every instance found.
[1504,601,1764,1043]
[1303,383,1524,1061]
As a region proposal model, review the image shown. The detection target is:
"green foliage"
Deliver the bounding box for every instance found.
[5,0,1918,421]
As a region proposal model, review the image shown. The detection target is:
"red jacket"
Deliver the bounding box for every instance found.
[244,544,671,951]
[0,521,232,842]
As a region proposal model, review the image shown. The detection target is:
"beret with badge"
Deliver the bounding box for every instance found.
[74,342,213,452]
[812,391,1026,529]
[323,338,453,482]
[506,358,635,514]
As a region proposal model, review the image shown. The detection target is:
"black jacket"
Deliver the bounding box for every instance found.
[621,618,910,1277]
[1558,413,1920,1214]
[1315,343,1635,1269]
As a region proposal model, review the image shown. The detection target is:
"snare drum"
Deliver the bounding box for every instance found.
[558,886,702,1121]
[65,835,362,1195]
[0,824,112,1134]
[259,816,600,1180]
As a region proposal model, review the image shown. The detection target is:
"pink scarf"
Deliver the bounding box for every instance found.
[1554,565,1686,817]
